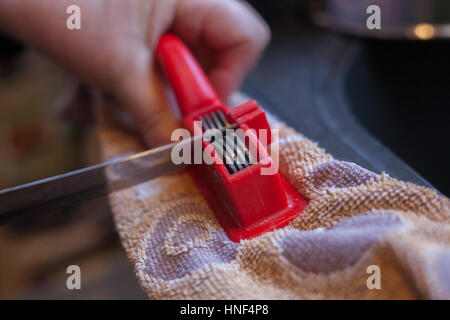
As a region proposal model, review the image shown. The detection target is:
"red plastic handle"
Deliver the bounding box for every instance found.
[156,33,221,117]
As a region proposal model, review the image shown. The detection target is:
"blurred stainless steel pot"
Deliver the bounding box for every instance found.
[311,0,450,39]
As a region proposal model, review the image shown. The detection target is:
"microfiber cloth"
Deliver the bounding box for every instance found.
[97,93,450,299]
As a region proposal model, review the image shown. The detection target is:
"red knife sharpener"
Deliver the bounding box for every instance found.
[156,33,307,242]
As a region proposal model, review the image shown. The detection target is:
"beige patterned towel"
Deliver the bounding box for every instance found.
[98,95,450,300]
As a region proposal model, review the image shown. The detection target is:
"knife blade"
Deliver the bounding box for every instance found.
[0,135,202,225]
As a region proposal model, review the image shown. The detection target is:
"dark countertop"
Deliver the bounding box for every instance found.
[244,14,448,195]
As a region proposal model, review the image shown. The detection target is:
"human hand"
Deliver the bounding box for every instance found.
[0,0,270,146]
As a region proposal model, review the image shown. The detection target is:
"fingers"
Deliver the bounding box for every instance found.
[110,0,179,148]
[173,0,270,101]
[115,0,269,147]
[115,49,179,147]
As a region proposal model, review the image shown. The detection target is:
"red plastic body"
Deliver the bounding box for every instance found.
[156,33,307,242]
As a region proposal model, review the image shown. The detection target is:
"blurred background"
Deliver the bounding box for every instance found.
[1,0,449,299]
[0,38,146,299]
